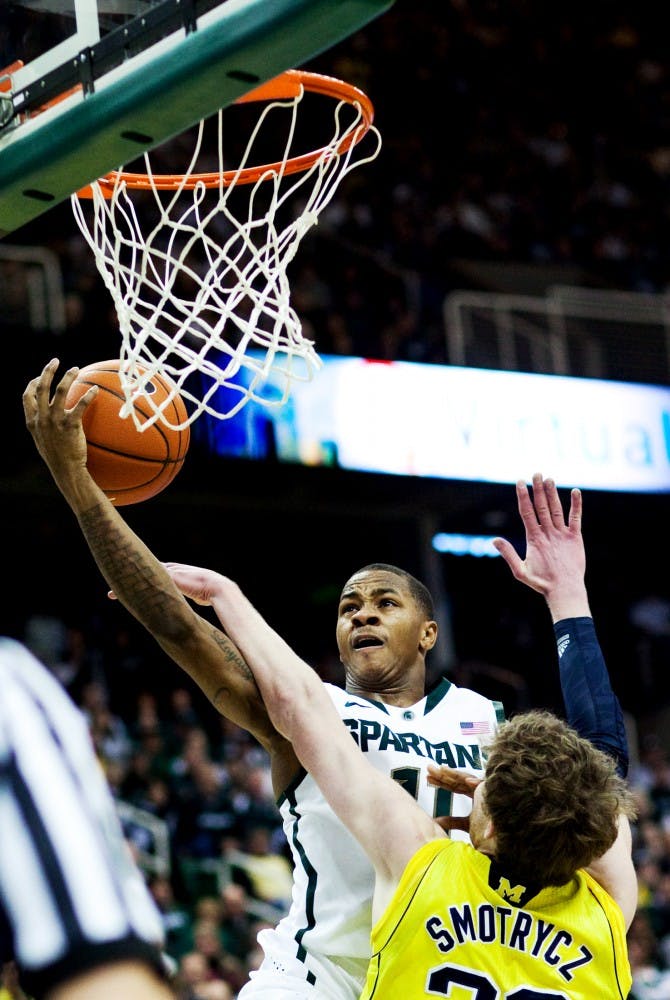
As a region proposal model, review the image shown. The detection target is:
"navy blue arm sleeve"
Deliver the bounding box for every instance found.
[553,616,629,778]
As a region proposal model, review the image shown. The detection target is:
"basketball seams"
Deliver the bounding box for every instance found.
[88,448,178,492]
[64,360,189,506]
[154,371,190,459]
[86,442,183,465]
[75,373,171,443]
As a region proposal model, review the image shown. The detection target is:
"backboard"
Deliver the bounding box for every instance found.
[0,0,394,237]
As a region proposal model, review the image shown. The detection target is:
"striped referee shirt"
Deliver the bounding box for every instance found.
[0,637,164,997]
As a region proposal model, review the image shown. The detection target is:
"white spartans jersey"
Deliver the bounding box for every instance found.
[263,678,504,993]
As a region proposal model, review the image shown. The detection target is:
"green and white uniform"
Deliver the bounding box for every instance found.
[239,678,504,999]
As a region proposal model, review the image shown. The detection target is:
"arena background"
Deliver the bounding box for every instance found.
[2,0,669,727]
[1,3,670,995]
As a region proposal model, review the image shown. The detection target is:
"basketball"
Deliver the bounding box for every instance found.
[65,360,190,506]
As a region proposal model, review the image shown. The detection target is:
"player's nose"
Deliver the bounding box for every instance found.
[352,604,379,625]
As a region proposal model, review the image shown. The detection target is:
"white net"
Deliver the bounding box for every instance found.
[70,73,381,431]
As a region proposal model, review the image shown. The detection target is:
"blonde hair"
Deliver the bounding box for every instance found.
[484,710,635,888]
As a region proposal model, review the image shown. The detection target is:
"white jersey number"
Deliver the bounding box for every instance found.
[391,765,452,819]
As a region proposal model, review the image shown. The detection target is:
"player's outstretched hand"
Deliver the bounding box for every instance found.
[492,472,589,620]
[23,358,96,482]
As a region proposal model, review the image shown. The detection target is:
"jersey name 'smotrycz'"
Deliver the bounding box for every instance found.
[362,838,632,1000]
[274,680,504,981]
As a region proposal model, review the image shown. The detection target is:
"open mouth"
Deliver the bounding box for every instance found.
[353,636,383,650]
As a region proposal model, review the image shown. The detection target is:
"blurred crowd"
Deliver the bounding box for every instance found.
[303,0,670,363]
[627,741,670,999]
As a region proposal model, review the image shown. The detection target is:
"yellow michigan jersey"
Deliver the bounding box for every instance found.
[362,838,631,999]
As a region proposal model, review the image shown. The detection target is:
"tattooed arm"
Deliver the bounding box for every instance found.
[23,361,297,793]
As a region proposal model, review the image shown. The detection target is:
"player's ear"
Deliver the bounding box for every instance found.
[420,620,438,652]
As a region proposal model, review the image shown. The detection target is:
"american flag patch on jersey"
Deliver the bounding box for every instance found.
[460,721,490,735]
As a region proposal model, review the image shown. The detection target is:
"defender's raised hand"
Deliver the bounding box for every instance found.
[493,473,590,622]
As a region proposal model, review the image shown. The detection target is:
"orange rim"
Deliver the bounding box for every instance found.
[77,69,374,198]
[0,60,24,91]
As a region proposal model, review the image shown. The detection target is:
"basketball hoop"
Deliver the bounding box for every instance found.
[71,69,381,431]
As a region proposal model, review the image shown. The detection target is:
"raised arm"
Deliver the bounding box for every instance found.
[494,474,628,775]
[165,564,441,904]
[22,361,295,791]
[493,473,636,924]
